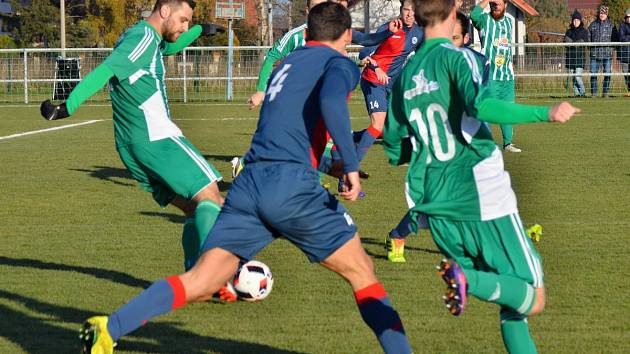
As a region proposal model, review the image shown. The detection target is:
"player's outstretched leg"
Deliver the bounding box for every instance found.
[321,234,412,354]
[500,307,538,354]
[461,267,544,317]
[80,248,240,352]
[385,212,417,263]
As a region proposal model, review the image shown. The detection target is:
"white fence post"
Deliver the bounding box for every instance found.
[23,49,28,104]
[183,48,188,103]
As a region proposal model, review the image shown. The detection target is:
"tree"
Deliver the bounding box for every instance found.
[525,0,569,42]
[601,0,630,24]
[0,35,17,49]
[10,0,60,47]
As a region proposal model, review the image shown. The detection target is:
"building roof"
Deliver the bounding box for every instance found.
[510,0,539,16]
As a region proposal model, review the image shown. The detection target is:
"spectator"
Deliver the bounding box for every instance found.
[588,5,619,97]
[619,8,630,97]
[565,9,589,97]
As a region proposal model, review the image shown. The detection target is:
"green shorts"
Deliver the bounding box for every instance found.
[117,136,222,207]
[488,79,515,102]
[428,213,543,287]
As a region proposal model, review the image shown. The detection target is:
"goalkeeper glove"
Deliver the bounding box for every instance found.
[200,24,225,36]
[40,100,70,120]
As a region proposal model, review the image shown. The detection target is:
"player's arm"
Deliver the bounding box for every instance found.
[163,24,224,55]
[351,21,398,47]
[454,51,579,124]
[41,29,155,120]
[470,1,488,29]
[383,79,413,166]
[319,59,361,200]
[249,31,301,108]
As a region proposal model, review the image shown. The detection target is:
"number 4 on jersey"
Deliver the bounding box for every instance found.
[267,64,292,102]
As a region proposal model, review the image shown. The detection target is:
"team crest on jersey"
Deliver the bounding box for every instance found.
[412,37,418,45]
[494,53,506,67]
[403,70,439,100]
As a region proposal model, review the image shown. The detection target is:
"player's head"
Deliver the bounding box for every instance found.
[413,0,456,28]
[452,11,470,47]
[489,0,506,21]
[306,2,352,51]
[151,0,195,42]
[400,0,415,27]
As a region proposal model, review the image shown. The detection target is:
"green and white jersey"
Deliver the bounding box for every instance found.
[255,24,307,91]
[104,21,182,146]
[470,5,514,81]
[384,38,518,222]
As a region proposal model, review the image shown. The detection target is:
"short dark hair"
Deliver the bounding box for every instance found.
[455,11,469,32]
[400,0,413,13]
[153,0,196,12]
[413,0,455,27]
[307,2,352,42]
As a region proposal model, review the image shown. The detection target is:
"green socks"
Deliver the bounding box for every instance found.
[181,200,221,271]
[500,308,538,354]
[463,269,536,315]
[501,124,513,146]
[181,217,198,271]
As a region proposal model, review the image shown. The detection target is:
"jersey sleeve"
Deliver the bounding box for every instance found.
[65,63,114,115]
[103,27,158,81]
[351,24,392,47]
[319,58,360,173]
[452,49,550,124]
[163,25,201,56]
[470,5,487,31]
[383,76,413,166]
[256,30,303,92]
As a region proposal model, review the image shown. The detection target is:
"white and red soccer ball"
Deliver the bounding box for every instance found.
[233,260,274,301]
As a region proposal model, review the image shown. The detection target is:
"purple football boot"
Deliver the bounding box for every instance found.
[436,258,467,316]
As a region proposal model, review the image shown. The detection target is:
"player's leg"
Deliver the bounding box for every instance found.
[386,211,414,263]
[81,248,241,353]
[320,234,412,354]
[499,80,520,152]
[429,216,544,316]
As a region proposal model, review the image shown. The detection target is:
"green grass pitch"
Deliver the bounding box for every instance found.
[1,98,629,353]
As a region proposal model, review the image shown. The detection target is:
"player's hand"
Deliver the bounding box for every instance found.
[548,102,580,123]
[247,91,265,109]
[200,24,225,36]
[339,171,361,201]
[388,19,402,33]
[360,56,377,68]
[375,68,390,85]
[40,100,70,120]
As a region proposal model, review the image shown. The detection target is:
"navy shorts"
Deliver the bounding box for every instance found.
[202,162,357,262]
[361,78,390,114]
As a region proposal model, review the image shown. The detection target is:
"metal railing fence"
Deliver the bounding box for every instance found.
[0,42,628,105]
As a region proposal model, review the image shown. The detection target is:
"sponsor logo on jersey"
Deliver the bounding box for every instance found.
[492,37,510,51]
[392,35,402,39]
[403,70,440,100]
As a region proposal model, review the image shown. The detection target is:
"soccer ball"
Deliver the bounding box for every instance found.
[233,260,274,301]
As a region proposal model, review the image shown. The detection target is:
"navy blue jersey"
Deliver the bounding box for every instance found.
[362,22,424,87]
[244,42,361,173]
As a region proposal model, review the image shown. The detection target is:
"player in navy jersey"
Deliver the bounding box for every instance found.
[353,0,424,171]
[79,3,412,354]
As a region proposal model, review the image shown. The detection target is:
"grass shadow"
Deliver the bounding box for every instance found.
[0,290,306,354]
[69,166,134,186]
[0,256,151,288]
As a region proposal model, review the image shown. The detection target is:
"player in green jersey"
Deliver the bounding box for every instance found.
[40,0,233,296]
[471,0,521,153]
[384,0,580,352]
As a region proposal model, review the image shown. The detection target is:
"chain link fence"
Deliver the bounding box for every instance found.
[0,43,629,105]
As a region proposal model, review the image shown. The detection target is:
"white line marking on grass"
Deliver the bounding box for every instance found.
[0,120,104,141]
